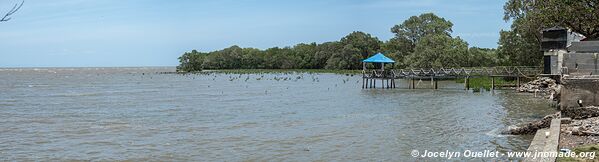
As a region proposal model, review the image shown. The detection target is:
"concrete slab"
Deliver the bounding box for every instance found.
[524,119,561,162]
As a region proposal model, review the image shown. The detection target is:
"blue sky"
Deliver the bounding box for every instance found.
[0,0,511,67]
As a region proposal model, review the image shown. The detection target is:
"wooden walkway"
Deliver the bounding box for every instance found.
[362,66,543,89]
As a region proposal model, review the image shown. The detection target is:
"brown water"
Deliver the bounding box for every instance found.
[0,67,556,161]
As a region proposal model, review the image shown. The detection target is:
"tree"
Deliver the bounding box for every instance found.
[388,13,480,68]
[497,0,576,66]
[381,37,412,68]
[500,1,560,67]
[201,45,244,69]
[1,0,24,22]
[177,50,206,72]
[176,13,503,71]
[325,44,362,69]
[340,31,381,59]
[388,13,457,68]
[497,28,542,66]
[293,43,318,68]
[391,13,453,46]
[240,48,263,69]
[504,0,599,39]
[406,35,468,68]
[312,41,342,69]
[467,47,498,67]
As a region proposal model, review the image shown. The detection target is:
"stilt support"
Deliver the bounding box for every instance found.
[491,77,495,90]
[362,78,365,89]
[464,77,470,90]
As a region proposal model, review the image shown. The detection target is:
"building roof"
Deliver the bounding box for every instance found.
[568,41,599,52]
[542,27,567,32]
[362,53,395,63]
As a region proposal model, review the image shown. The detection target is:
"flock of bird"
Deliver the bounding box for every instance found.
[169,71,359,85]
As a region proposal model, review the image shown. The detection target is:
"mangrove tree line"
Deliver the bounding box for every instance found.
[177,13,498,72]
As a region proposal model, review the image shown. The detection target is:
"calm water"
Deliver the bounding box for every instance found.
[0,67,555,161]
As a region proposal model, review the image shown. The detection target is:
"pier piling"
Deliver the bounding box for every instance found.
[491,77,495,90]
[360,66,541,90]
[362,78,365,89]
[464,77,470,90]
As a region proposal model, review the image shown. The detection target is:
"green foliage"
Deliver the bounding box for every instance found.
[391,13,478,68]
[498,1,547,67]
[497,28,542,66]
[176,50,206,72]
[391,13,453,45]
[467,47,498,67]
[381,37,413,68]
[504,0,599,39]
[293,43,319,68]
[406,35,469,68]
[498,0,599,67]
[313,42,342,69]
[325,44,363,69]
[177,12,505,72]
[340,31,381,59]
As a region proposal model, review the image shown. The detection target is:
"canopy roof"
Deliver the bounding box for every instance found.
[362,53,395,63]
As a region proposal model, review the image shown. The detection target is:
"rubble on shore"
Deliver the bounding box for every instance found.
[562,116,599,136]
[562,106,599,119]
[560,107,599,148]
[502,112,560,135]
[504,106,599,135]
[560,116,599,148]
[515,77,599,148]
[516,77,562,101]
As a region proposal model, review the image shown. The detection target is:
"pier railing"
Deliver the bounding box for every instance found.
[363,66,543,79]
[361,66,543,89]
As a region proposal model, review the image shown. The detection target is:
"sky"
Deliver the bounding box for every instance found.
[0,0,511,67]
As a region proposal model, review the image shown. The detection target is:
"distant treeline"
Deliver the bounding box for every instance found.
[177,13,520,72]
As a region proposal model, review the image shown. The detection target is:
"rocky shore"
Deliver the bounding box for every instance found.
[506,78,599,135]
[562,116,599,136]
[560,116,599,148]
[501,77,562,135]
[516,77,561,101]
[504,76,599,156]
[502,112,560,135]
[559,106,599,149]
[563,106,599,119]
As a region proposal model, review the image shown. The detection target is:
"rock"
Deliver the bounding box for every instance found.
[562,116,599,137]
[502,112,560,135]
[561,117,572,124]
[562,106,599,119]
[517,77,562,101]
[572,126,583,135]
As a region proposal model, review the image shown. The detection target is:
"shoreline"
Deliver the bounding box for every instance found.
[512,77,599,161]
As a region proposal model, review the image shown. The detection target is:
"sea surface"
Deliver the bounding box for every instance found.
[0,67,556,161]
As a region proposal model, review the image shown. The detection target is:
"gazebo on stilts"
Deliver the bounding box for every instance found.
[362,53,396,89]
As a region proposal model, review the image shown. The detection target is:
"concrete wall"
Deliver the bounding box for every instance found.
[560,78,599,112]
[562,53,599,75]
[544,50,567,75]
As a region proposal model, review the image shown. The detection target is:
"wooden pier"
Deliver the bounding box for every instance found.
[362,66,542,89]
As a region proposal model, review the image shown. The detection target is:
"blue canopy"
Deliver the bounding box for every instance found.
[362,53,395,63]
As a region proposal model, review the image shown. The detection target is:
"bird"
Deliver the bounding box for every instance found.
[578,99,583,107]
